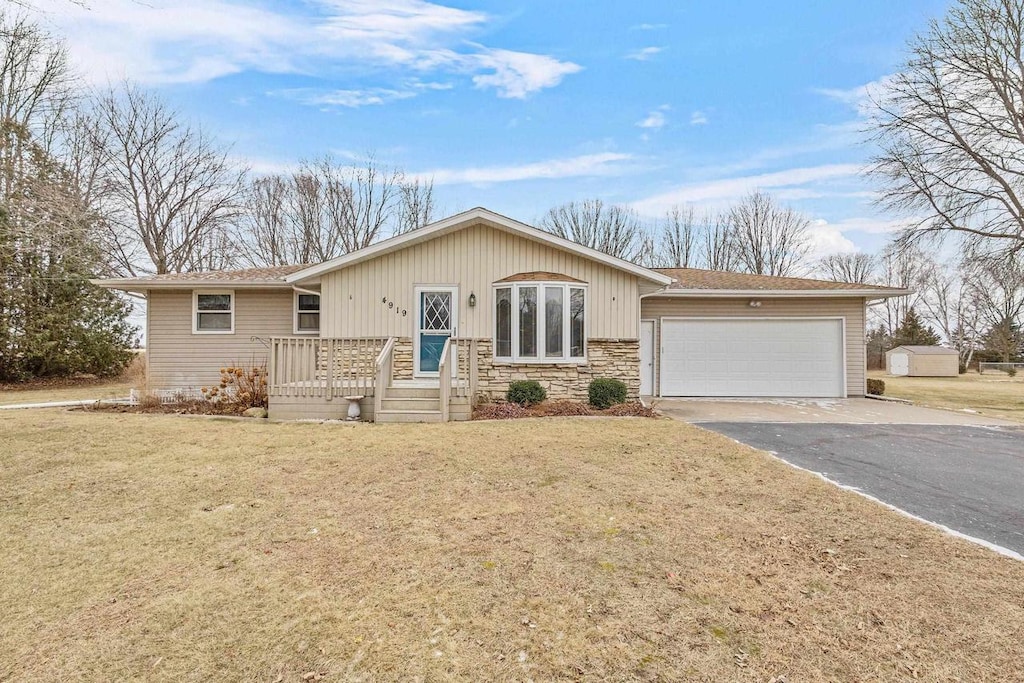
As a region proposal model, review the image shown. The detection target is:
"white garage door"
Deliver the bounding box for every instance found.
[660,318,845,397]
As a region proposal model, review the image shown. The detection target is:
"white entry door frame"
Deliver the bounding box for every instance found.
[413,285,459,377]
[640,319,655,395]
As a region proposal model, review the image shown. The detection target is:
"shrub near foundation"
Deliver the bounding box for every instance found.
[867,378,885,395]
[506,380,547,406]
[588,378,628,409]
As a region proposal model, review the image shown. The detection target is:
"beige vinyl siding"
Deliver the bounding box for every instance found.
[320,222,640,340]
[909,354,958,376]
[641,296,868,396]
[146,289,295,390]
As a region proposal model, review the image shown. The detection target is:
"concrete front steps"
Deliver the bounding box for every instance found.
[375,385,472,423]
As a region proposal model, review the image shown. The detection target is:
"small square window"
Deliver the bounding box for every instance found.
[296,293,320,333]
[194,292,234,334]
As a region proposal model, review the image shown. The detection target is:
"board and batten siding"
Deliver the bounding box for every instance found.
[640,296,868,396]
[146,289,295,390]
[319,223,641,340]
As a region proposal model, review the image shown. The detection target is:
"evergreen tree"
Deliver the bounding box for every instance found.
[981,319,1024,364]
[0,121,136,381]
[892,308,941,347]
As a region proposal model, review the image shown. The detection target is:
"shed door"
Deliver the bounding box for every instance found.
[889,352,909,376]
[660,318,845,397]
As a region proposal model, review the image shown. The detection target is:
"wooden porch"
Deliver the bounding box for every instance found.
[266,336,478,422]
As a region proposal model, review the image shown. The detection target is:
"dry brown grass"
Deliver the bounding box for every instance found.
[1,411,1022,681]
[0,353,145,406]
[871,370,1024,423]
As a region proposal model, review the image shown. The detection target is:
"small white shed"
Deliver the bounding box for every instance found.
[886,346,959,377]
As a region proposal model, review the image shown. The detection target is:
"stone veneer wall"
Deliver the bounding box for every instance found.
[380,337,639,401]
[392,338,414,379]
[475,338,640,401]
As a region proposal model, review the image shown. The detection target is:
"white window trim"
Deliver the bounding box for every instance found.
[293,291,321,335]
[492,281,588,364]
[192,289,234,335]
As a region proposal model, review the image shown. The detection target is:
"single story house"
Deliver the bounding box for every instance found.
[95,207,909,422]
[886,345,960,377]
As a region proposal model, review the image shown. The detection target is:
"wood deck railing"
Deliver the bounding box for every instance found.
[373,337,397,417]
[269,336,479,416]
[268,337,389,399]
[446,337,479,400]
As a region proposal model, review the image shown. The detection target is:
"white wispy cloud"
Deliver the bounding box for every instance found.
[277,87,419,108]
[637,105,669,130]
[413,152,633,185]
[625,46,664,61]
[630,163,864,215]
[630,23,669,30]
[814,75,893,116]
[29,0,580,99]
[816,215,912,235]
[273,79,453,108]
[470,48,582,99]
[689,110,708,125]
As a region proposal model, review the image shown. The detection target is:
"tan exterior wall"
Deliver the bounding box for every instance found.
[640,296,868,397]
[911,354,959,376]
[319,222,641,340]
[147,288,295,390]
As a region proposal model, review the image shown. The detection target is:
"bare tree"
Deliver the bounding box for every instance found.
[918,258,982,366]
[727,191,811,276]
[876,244,931,335]
[540,199,648,261]
[0,11,73,196]
[869,0,1024,255]
[239,156,417,267]
[651,205,699,268]
[699,219,736,271]
[817,252,877,283]
[967,253,1024,361]
[90,83,245,275]
[395,177,435,235]
[319,156,403,253]
[238,175,291,267]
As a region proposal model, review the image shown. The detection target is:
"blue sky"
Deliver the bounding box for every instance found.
[35,0,951,257]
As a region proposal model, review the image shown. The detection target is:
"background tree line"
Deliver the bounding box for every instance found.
[4,0,1024,380]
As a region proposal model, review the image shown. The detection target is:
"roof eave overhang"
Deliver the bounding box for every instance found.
[643,288,912,299]
[91,279,294,290]
[285,207,673,287]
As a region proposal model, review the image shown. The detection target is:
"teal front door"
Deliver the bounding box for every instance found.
[414,286,458,376]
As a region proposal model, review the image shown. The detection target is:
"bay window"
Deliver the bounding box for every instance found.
[493,282,586,362]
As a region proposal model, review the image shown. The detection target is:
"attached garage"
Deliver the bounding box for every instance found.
[659,318,845,397]
[642,269,911,399]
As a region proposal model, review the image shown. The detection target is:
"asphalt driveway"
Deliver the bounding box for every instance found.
[660,399,1024,557]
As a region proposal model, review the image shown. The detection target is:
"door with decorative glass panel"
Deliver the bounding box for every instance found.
[414,286,458,377]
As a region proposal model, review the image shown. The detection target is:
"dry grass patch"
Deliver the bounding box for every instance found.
[1,411,1023,681]
[0,378,134,406]
[0,353,143,406]
[872,370,1024,423]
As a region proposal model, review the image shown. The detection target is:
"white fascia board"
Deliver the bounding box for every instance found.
[642,288,912,299]
[92,279,293,290]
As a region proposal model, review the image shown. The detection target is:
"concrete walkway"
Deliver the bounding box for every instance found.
[652,397,1017,426]
[0,399,125,411]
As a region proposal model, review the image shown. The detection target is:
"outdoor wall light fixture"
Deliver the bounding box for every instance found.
[748,299,762,308]
[468,292,477,307]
